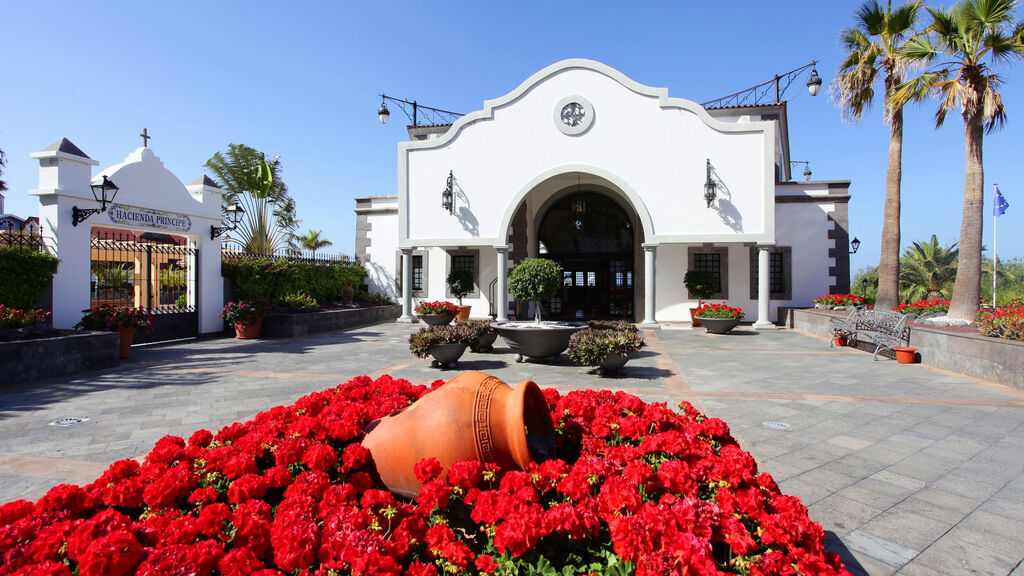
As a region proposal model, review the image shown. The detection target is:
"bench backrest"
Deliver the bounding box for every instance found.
[855,310,914,336]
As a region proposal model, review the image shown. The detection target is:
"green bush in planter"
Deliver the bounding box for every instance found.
[567,328,645,367]
[683,270,717,304]
[586,319,639,333]
[0,248,59,309]
[508,258,563,323]
[408,324,477,358]
[446,268,474,306]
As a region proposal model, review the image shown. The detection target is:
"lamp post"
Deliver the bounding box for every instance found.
[210,203,245,240]
[72,175,119,226]
[377,94,463,127]
[702,61,823,109]
[861,278,869,298]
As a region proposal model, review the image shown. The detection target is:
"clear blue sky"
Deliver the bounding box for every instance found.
[2,0,1022,274]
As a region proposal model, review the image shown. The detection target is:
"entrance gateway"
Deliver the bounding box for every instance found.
[29,137,228,337]
[356,59,856,326]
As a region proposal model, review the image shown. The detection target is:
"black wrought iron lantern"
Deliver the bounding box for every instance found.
[703,159,717,208]
[210,203,246,239]
[378,98,390,125]
[850,236,861,255]
[806,66,823,97]
[72,175,119,226]
[441,171,454,214]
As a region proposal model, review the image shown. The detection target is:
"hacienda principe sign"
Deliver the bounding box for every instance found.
[107,203,192,233]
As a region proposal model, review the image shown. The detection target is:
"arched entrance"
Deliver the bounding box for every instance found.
[537,192,635,320]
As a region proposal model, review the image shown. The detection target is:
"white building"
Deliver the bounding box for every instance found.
[356,59,853,327]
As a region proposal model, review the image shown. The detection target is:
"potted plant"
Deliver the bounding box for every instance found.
[447,268,475,322]
[683,270,717,327]
[220,297,272,339]
[567,328,645,373]
[694,302,745,334]
[460,319,499,352]
[408,323,477,368]
[493,258,584,362]
[75,305,155,358]
[414,300,459,326]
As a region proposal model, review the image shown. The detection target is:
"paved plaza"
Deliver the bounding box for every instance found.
[1,321,1022,575]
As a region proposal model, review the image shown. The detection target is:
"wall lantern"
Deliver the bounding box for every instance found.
[441,171,454,214]
[703,159,717,208]
[790,160,812,181]
[850,236,861,255]
[210,203,245,240]
[806,65,823,97]
[72,175,119,226]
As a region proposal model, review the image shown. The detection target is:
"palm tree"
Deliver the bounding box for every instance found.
[0,147,8,193]
[892,0,1024,321]
[833,0,924,312]
[900,235,959,302]
[297,229,333,258]
[205,144,298,255]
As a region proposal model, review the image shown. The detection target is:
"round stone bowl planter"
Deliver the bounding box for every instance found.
[418,313,454,326]
[427,342,468,368]
[470,330,498,353]
[699,317,741,334]
[491,321,586,362]
[599,352,629,373]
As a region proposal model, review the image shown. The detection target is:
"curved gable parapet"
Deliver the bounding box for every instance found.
[399,58,770,155]
[99,148,217,219]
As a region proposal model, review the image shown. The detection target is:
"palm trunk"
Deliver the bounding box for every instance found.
[876,107,903,310]
[948,110,985,322]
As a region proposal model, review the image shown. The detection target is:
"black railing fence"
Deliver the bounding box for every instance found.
[90,229,197,314]
[0,232,54,254]
[221,240,352,266]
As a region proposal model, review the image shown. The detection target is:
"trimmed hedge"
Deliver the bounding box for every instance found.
[221,257,366,304]
[0,248,59,309]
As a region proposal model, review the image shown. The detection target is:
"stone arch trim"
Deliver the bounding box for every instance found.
[495,165,656,249]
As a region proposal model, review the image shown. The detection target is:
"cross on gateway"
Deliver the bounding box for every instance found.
[139,128,150,148]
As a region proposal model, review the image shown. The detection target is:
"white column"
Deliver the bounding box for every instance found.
[398,248,415,323]
[640,244,659,328]
[753,245,776,330]
[496,246,509,322]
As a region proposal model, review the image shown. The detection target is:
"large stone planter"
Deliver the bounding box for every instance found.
[491,321,586,362]
[361,371,556,498]
[470,330,498,353]
[259,305,401,338]
[599,352,630,373]
[700,317,741,334]
[427,342,468,368]
[418,313,454,326]
[0,329,118,384]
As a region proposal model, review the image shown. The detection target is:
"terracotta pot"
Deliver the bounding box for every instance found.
[116,327,136,359]
[234,317,263,339]
[834,335,848,347]
[455,305,472,322]
[361,370,557,499]
[418,313,454,326]
[894,346,917,364]
[689,308,703,328]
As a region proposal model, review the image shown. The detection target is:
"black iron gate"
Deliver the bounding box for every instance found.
[90,230,198,343]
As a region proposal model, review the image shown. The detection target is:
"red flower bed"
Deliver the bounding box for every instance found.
[893,299,950,315]
[0,375,848,575]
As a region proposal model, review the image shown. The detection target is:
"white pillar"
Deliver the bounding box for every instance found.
[398,248,415,323]
[640,244,659,328]
[753,245,776,330]
[496,246,509,322]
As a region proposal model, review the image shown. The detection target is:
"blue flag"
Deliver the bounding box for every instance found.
[995,187,1009,217]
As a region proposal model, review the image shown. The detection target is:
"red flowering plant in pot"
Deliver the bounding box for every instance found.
[0,372,849,576]
[220,297,271,339]
[75,305,155,358]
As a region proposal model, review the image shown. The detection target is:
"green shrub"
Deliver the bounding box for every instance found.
[0,248,59,309]
[447,268,474,305]
[222,257,365,303]
[586,319,638,333]
[683,270,717,302]
[408,324,477,358]
[509,258,563,322]
[278,291,318,309]
[567,328,645,367]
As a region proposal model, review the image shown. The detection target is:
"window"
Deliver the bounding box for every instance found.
[687,246,729,299]
[445,250,480,299]
[748,246,792,300]
[452,254,474,276]
[412,255,423,291]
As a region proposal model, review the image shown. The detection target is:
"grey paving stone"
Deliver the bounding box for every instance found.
[807,493,884,537]
[843,529,919,568]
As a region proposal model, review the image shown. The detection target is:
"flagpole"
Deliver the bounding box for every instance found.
[993,183,998,309]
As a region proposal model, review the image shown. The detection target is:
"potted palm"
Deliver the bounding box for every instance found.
[567,327,645,374]
[492,258,584,362]
[408,323,477,368]
[694,302,744,334]
[683,270,717,328]
[447,268,475,322]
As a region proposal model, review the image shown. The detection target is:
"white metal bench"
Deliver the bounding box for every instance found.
[829,308,915,360]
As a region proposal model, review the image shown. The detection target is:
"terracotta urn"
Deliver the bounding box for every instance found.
[116,326,136,358]
[234,317,263,339]
[361,370,557,499]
